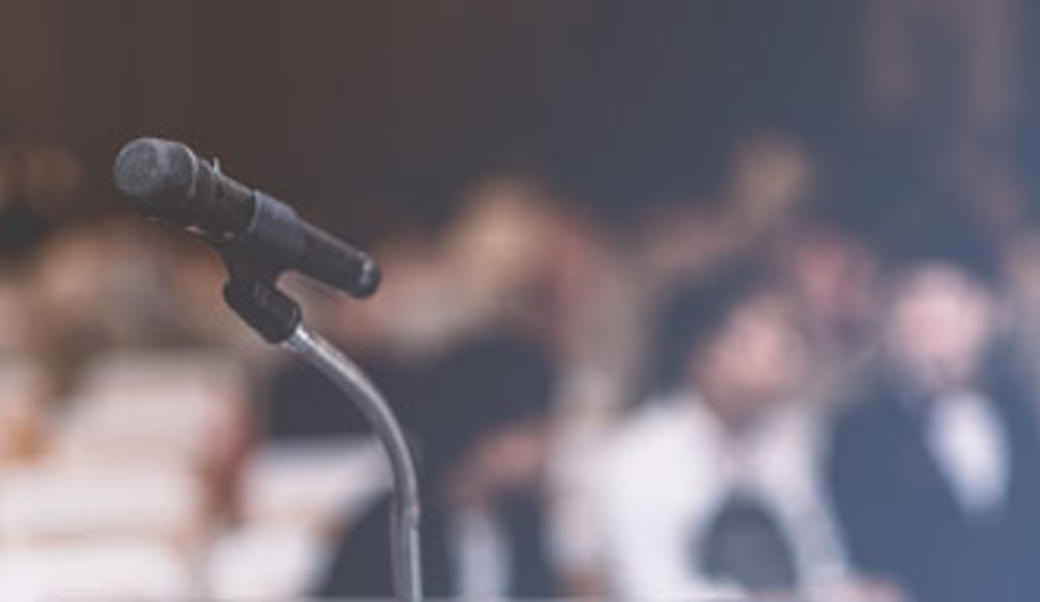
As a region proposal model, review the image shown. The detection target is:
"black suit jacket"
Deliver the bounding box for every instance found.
[315,490,559,598]
[313,332,560,598]
[827,368,1040,602]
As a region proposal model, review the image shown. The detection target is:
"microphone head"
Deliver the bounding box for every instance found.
[114,137,197,219]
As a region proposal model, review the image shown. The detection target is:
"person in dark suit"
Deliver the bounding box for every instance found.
[827,210,1040,602]
[315,330,561,599]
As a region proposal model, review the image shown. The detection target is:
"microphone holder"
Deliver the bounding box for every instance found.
[218,244,423,602]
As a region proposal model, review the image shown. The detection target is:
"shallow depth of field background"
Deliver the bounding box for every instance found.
[1,1,1040,599]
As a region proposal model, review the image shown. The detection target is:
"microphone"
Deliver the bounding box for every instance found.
[113,137,380,298]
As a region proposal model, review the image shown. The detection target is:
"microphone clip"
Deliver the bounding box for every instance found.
[218,237,302,344]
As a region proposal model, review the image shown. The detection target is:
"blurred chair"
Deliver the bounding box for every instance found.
[51,349,248,513]
[0,538,194,600]
[239,438,389,533]
[0,461,205,547]
[207,438,389,599]
[0,349,243,597]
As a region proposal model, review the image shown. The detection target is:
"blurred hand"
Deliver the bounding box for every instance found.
[445,422,548,509]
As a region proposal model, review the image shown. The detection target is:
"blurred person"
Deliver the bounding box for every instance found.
[24,216,253,394]
[0,141,84,261]
[337,224,456,356]
[775,207,883,409]
[19,216,255,528]
[726,131,814,236]
[438,176,564,335]
[26,218,167,394]
[574,258,850,599]
[315,328,562,598]
[780,215,879,359]
[264,180,575,595]
[260,225,451,441]
[538,205,651,591]
[1005,230,1040,411]
[640,130,813,292]
[827,208,1040,602]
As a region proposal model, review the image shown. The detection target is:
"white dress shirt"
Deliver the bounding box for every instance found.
[581,391,847,599]
[924,390,1010,518]
[450,508,511,601]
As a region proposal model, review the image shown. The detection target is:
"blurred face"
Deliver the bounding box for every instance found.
[692,294,807,428]
[789,232,878,339]
[886,264,996,392]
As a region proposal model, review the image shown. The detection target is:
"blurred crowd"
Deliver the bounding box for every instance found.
[3,126,1040,602]
[3,1,1040,600]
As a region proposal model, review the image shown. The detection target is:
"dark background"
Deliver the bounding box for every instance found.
[0,1,861,238]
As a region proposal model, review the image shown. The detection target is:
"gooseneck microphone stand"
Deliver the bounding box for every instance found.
[219,235,423,602]
[113,137,422,600]
[284,327,422,601]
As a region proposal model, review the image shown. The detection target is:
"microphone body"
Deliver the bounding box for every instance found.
[114,137,380,298]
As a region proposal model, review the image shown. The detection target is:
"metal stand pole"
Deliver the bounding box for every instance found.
[207,205,422,601]
[284,325,423,602]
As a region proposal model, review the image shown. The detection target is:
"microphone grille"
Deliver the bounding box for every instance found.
[114,137,196,218]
